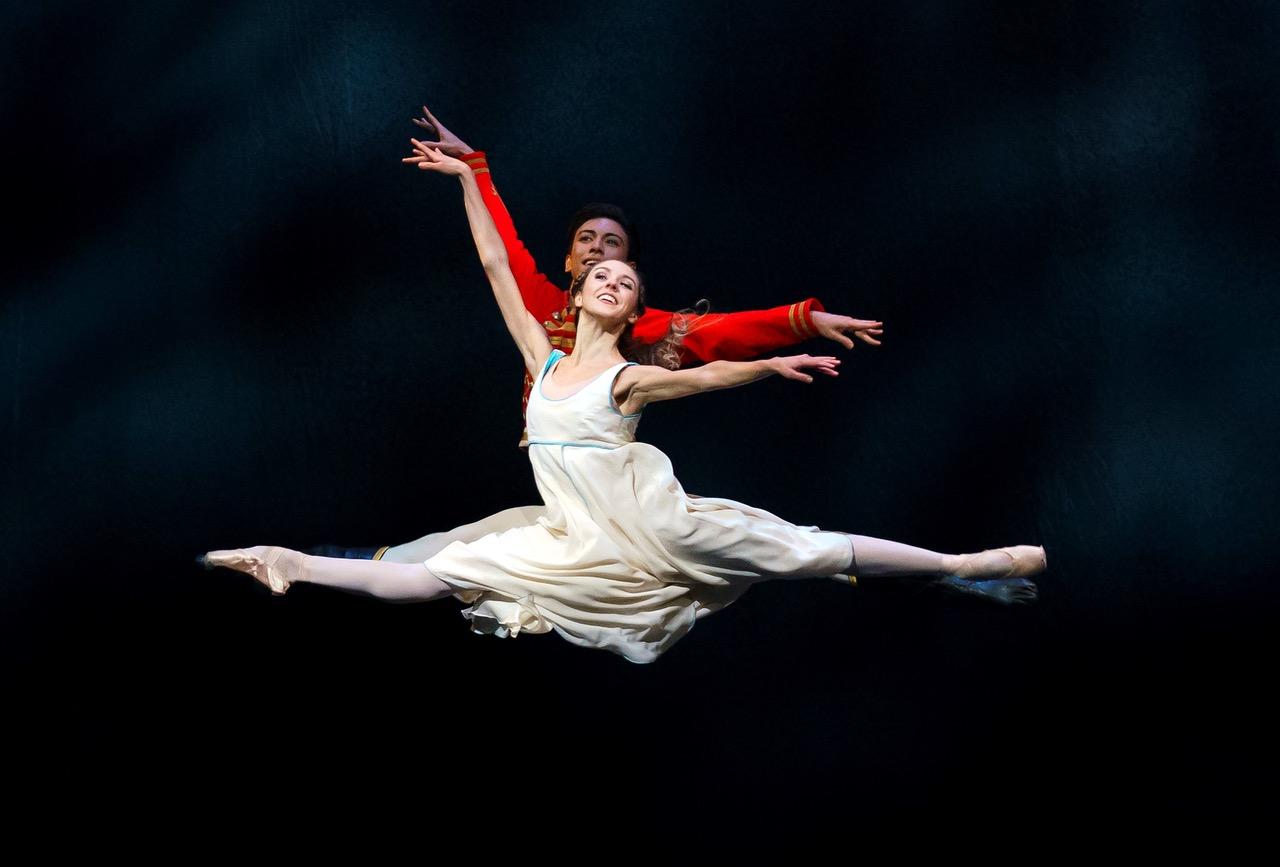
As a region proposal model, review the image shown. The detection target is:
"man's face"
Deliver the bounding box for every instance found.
[564,218,631,280]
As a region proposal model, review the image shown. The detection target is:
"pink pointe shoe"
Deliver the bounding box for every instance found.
[198,546,297,595]
[931,545,1047,606]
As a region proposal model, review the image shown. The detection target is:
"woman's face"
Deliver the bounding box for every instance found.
[575,260,641,326]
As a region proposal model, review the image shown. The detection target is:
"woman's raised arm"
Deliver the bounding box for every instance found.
[403,142,551,378]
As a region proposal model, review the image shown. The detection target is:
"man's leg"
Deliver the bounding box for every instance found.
[380,505,547,562]
[304,505,548,564]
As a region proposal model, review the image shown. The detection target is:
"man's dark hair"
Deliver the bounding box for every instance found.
[565,203,638,259]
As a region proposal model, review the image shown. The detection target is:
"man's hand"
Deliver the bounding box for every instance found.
[401,141,469,176]
[410,105,474,157]
[811,311,884,350]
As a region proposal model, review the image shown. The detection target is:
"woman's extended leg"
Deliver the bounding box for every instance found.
[302,553,456,601]
[840,534,948,577]
[828,534,1045,604]
[203,545,456,602]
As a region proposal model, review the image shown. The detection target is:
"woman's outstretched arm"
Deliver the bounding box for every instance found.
[403,143,552,378]
[613,354,841,414]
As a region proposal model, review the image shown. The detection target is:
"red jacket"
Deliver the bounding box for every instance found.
[462,151,827,445]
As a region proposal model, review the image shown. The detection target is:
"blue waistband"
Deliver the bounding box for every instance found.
[527,439,620,450]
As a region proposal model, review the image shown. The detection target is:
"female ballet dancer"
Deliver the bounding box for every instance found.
[202,147,1046,665]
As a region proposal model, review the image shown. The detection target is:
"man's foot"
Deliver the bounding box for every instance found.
[930,574,1039,605]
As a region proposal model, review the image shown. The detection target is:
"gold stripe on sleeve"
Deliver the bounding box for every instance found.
[798,299,815,338]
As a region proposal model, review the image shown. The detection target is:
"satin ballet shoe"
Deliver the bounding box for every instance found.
[953,545,1047,581]
[199,546,298,595]
[930,545,1047,606]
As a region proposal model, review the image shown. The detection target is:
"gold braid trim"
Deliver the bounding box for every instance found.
[793,299,814,335]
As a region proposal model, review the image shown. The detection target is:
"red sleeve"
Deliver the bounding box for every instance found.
[630,298,827,363]
[461,151,565,324]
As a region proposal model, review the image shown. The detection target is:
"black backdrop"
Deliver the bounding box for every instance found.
[4,0,1277,828]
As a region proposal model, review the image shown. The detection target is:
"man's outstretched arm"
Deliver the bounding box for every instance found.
[412,105,565,325]
[631,299,884,364]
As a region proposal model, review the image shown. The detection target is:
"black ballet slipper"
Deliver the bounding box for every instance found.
[928,574,1040,606]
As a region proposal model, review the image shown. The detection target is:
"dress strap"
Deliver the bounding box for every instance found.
[608,361,642,418]
[540,349,564,379]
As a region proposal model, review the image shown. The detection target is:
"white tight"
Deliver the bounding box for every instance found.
[300,554,455,602]
[842,534,950,577]
[380,506,950,578]
[301,506,956,601]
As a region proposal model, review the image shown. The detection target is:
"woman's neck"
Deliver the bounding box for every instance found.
[566,312,626,367]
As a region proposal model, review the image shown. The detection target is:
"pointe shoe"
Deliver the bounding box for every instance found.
[953,545,1047,581]
[930,545,1047,606]
[199,546,298,595]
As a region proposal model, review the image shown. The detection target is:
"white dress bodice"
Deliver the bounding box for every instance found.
[525,349,640,449]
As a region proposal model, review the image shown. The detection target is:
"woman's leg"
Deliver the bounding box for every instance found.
[207,545,457,602]
[836,534,950,580]
[828,535,1044,604]
[301,553,457,602]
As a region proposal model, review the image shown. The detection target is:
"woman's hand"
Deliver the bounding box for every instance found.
[771,354,841,383]
[811,311,884,350]
[401,140,469,176]
[410,105,474,156]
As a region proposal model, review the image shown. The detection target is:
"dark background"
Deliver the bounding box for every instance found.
[4,0,1276,827]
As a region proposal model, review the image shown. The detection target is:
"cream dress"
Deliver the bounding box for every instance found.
[424,350,854,664]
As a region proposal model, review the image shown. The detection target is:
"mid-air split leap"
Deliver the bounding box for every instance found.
[314,106,887,566]
[201,106,1047,665]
